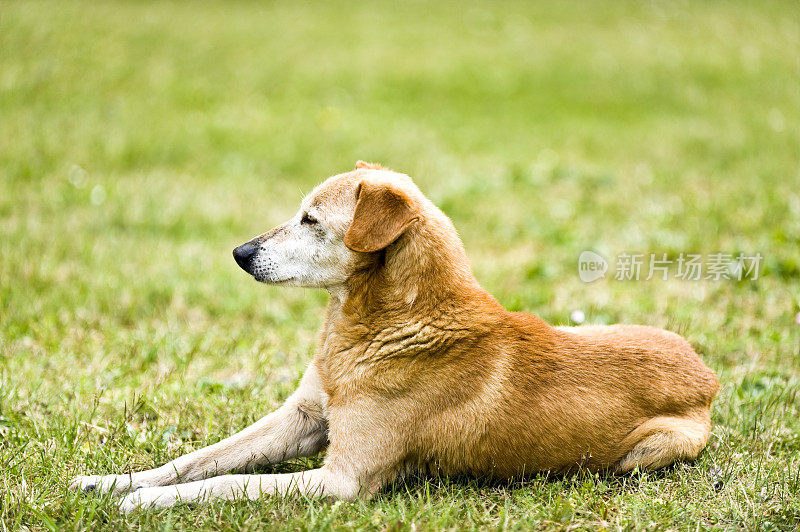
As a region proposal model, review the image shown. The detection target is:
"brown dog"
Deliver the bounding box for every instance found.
[72,162,719,512]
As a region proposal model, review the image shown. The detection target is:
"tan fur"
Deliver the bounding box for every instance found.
[344,179,419,253]
[72,163,719,511]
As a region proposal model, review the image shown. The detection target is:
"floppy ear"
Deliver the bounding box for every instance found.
[355,160,385,170]
[344,180,418,253]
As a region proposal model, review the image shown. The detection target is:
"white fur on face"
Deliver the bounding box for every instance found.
[248,194,359,290]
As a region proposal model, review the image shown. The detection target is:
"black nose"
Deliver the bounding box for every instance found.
[233,241,258,271]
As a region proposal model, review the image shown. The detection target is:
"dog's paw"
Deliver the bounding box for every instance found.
[119,487,176,513]
[69,474,133,495]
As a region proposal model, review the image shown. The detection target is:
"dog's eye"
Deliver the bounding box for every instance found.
[301,213,318,225]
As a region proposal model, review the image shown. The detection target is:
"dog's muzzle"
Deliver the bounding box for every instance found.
[232,240,259,273]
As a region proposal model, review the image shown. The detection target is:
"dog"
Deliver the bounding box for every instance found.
[71,161,719,512]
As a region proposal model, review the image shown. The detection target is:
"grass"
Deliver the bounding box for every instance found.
[1,0,799,529]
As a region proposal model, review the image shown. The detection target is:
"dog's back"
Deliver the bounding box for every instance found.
[410,309,718,477]
[554,323,719,413]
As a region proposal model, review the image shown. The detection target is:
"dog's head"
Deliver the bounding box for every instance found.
[233,162,427,292]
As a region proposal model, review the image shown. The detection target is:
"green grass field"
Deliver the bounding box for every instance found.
[2,0,800,529]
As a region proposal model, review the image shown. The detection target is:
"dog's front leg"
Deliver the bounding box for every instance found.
[117,398,407,512]
[70,364,328,495]
[117,465,372,513]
